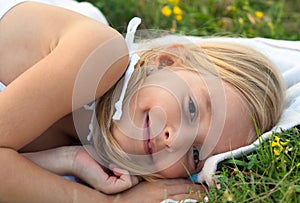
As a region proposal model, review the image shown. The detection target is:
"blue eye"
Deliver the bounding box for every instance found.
[193,146,200,169]
[189,98,196,119]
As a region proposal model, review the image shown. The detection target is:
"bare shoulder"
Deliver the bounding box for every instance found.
[0,1,126,83]
[0,2,129,150]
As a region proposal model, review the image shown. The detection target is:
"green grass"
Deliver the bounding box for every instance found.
[203,127,300,202]
[81,0,299,40]
[77,0,300,202]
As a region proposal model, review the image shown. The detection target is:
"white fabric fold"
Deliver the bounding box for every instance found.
[112,17,141,120]
[112,54,140,120]
[84,101,98,141]
[125,17,142,52]
[85,17,141,140]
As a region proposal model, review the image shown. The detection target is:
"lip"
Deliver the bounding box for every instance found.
[143,113,155,155]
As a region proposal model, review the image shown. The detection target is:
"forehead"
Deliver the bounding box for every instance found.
[174,69,212,109]
[142,68,212,122]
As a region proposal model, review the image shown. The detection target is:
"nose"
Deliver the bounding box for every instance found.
[164,129,170,146]
[155,126,174,152]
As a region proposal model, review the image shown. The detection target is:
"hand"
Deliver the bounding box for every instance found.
[110,179,208,203]
[22,146,139,194]
[71,146,139,194]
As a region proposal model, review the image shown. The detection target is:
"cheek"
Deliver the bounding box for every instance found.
[111,125,141,154]
[212,112,254,154]
[137,87,183,121]
[157,162,188,178]
[111,125,127,149]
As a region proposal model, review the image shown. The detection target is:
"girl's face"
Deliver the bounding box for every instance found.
[112,67,254,178]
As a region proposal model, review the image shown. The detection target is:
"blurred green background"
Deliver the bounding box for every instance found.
[80,0,299,40]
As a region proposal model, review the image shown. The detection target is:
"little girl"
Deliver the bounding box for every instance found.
[0,0,285,202]
[87,37,284,180]
[0,1,206,202]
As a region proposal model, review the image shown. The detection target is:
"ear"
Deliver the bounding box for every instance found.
[156,44,187,68]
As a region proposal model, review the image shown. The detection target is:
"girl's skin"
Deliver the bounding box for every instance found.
[0,2,204,202]
[112,67,254,177]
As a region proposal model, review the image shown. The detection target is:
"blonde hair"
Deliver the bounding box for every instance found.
[92,40,285,180]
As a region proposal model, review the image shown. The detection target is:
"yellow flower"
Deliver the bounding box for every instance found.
[271,142,279,147]
[271,136,289,156]
[161,5,172,17]
[175,15,182,21]
[273,147,281,156]
[173,5,182,15]
[280,140,288,146]
[255,11,264,19]
[271,136,280,146]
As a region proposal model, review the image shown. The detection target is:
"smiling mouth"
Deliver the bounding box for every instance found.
[143,113,153,155]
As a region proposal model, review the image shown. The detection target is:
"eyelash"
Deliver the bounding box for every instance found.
[193,146,200,169]
[188,98,196,120]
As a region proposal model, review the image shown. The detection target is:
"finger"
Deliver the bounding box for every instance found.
[110,167,129,177]
[117,170,135,188]
[102,168,138,194]
[109,167,139,186]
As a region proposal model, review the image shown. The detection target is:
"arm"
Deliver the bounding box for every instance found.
[0,21,129,149]
[0,147,111,203]
[22,146,139,194]
[22,146,207,202]
[117,179,208,202]
[0,18,128,202]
